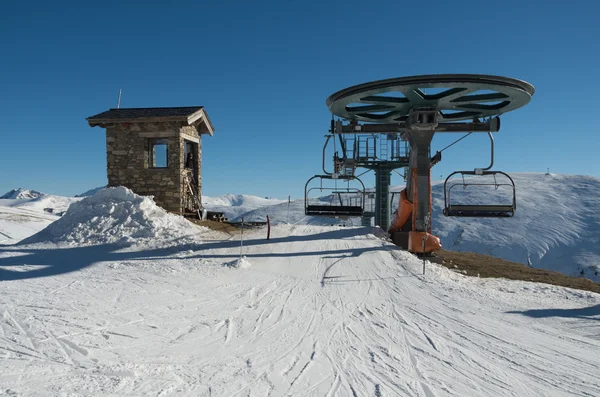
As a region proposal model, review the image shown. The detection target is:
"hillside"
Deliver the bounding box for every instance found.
[202,194,287,220]
[432,173,600,280]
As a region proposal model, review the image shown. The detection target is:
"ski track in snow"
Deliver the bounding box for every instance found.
[0,224,599,396]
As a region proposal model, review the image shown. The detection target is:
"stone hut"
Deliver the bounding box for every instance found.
[86,106,214,214]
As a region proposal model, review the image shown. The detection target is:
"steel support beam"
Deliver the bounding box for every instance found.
[405,130,435,232]
[337,118,500,134]
[374,167,392,230]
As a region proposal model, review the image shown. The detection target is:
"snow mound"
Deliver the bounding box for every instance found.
[76,186,106,197]
[225,256,252,269]
[20,186,204,246]
[1,188,45,199]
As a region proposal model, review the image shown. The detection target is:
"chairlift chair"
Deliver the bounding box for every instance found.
[305,175,365,217]
[443,170,516,217]
[442,129,517,217]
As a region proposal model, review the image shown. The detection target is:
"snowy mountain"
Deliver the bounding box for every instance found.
[0,186,598,396]
[0,188,45,199]
[203,193,287,220]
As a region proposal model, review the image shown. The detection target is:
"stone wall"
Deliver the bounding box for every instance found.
[105,123,183,213]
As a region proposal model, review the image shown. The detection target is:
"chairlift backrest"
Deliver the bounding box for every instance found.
[304,175,366,217]
[443,170,516,217]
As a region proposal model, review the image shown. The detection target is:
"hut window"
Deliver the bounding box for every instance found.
[150,139,168,168]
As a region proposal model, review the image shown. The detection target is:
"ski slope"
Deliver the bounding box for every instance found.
[0,187,599,396]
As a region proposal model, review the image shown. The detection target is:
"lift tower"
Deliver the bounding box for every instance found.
[323,74,534,252]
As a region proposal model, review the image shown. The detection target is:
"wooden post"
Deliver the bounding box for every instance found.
[267,215,271,240]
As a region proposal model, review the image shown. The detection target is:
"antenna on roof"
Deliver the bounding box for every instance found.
[116,89,122,109]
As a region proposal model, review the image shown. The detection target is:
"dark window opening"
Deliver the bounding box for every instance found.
[184,141,195,169]
[150,139,168,168]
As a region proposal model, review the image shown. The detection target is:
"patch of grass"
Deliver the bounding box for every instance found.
[435,249,600,294]
[187,218,241,235]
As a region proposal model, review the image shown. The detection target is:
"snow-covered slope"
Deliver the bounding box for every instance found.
[0,192,80,244]
[0,205,57,244]
[76,186,106,197]
[432,173,600,280]
[203,194,287,220]
[0,224,598,396]
[230,198,359,226]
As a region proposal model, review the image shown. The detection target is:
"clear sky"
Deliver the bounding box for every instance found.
[1,0,598,199]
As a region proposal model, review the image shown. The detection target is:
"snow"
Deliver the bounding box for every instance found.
[0,222,598,396]
[432,173,600,281]
[76,186,106,197]
[20,186,209,247]
[1,188,45,200]
[0,193,79,245]
[225,255,252,269]
[203,194,287,221]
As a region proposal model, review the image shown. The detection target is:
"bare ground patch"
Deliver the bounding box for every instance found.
[434,249,600,294]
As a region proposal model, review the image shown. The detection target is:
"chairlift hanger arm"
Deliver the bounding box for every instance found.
[322,135,333,175]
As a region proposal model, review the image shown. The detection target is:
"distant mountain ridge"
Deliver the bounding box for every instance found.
[1,188,45,200]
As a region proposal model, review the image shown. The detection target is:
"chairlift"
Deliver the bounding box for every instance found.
[305,175,365,217]
[443,170,516,217]
[443,131,516,218]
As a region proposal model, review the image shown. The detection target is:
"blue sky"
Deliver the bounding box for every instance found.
[1,0,598,199]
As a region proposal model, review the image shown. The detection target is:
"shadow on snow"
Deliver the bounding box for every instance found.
[0,228,391,281]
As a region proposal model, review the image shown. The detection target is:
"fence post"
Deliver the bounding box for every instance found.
[240,217,244,259]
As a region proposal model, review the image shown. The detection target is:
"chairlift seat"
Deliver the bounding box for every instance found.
[305,205,363,217]
[444,204,514,217]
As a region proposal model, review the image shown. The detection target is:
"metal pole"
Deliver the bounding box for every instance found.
[422,213,430,275]
[240,217,244,259]
[478,131,495,172]
[116,89,122,109]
